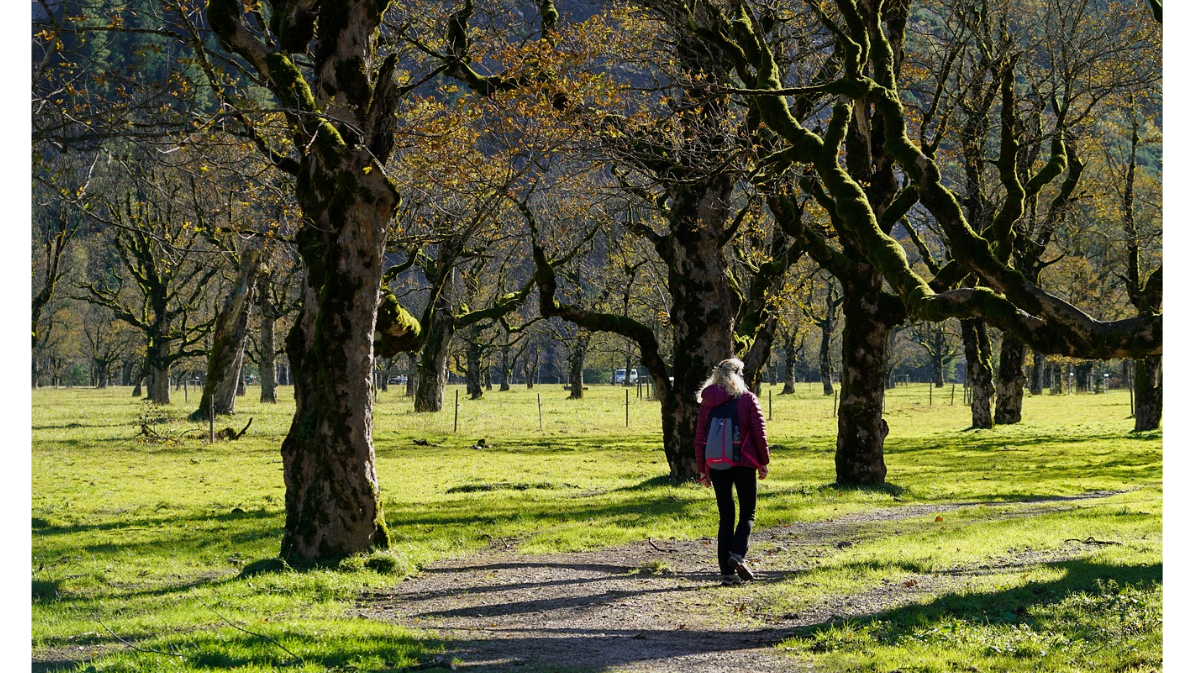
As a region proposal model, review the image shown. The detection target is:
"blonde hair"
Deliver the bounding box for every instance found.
[696,358,748,402]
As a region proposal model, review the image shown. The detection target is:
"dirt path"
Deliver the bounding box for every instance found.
[362,491,1127,672]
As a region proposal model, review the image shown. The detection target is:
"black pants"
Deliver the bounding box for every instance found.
[710,466,757,574]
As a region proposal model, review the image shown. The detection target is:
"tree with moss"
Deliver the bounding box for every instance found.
[677,0,1160,482]
[199,0,454,561]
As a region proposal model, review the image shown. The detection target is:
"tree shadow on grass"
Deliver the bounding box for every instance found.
[790,558,1162,644]
[618,474,675,491]
[389,486,699,529]
[32,506,281,539]
[819,482,910,498]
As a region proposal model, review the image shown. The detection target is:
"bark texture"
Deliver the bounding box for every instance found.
[280,168,394,561]
[994,335,1027,424]
[961,318,994,429]
[834,276,890,486]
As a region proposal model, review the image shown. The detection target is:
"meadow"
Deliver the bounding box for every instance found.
[32,381,1162,672]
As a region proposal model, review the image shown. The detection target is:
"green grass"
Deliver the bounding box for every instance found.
[32,382,1161,671]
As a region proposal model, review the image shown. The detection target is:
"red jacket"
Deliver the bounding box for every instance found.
[694,386,769,474]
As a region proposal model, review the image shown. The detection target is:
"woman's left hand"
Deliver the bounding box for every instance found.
[758,465,768,479]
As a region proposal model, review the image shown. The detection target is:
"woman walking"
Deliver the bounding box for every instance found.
[694,358,770,586]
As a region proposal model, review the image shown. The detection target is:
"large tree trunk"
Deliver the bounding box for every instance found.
[147,364,170,404]
[961,318,994,429]
[834,278,890,486]
[567,330,591,399]
[259,277,278,404]
[994,335,1027,424]
[931,350,945,388]
[1134,356,1162,431]
[414,272,456,412]
[279,161,395,563]
[657,180,737,482]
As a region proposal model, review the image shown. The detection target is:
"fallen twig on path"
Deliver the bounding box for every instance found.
[647,538,676,552]
[1065,536,1122,546]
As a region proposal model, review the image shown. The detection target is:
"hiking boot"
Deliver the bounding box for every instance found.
[728,554,755,582]
[720,573,742,586]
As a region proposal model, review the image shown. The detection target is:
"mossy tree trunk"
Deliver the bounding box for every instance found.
[281,178,393,561]
[994,335,1028,424]
[647,179,742,482]
[203,0,453,562]
[834,271,896,485]
[961,318,994,429]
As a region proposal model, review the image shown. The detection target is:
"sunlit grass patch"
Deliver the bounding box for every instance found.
[781,578,1161,673]
[32,383,1160,671]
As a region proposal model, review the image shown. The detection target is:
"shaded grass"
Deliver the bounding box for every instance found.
[32,384,1160,671]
